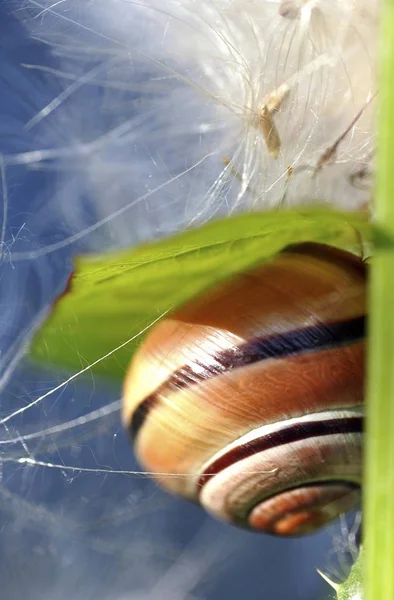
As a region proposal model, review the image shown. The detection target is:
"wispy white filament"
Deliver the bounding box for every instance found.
[0,2,374,599]
[7,0,377,257]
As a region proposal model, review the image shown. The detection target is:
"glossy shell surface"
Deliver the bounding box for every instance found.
[123,243,366,535]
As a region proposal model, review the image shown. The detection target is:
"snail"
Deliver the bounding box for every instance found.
[122,242,366,536]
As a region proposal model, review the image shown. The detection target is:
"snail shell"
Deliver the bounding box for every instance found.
[122,242,366,536]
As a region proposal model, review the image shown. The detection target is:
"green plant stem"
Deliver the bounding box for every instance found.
[337,547,364,600]
[365,1,394,599]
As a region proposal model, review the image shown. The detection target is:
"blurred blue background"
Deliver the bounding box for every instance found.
[0,6,357,599]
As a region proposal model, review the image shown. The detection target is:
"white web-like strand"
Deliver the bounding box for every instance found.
[0,1,376,599]
[3,0,378,259]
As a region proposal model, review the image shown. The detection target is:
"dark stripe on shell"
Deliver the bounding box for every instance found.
[283,242,366,275]
[129,315,365,439]
[197,415,363,490]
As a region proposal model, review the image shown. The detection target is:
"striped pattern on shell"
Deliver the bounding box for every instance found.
[122,242,367,536]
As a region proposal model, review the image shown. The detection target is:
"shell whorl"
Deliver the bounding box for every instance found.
[122,242,367,536]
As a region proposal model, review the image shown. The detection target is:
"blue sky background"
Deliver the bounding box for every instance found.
[0,5,358,599]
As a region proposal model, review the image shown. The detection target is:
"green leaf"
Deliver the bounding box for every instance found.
[30,207,373,380]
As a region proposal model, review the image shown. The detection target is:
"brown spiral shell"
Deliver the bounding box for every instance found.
[122,242,366,536]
